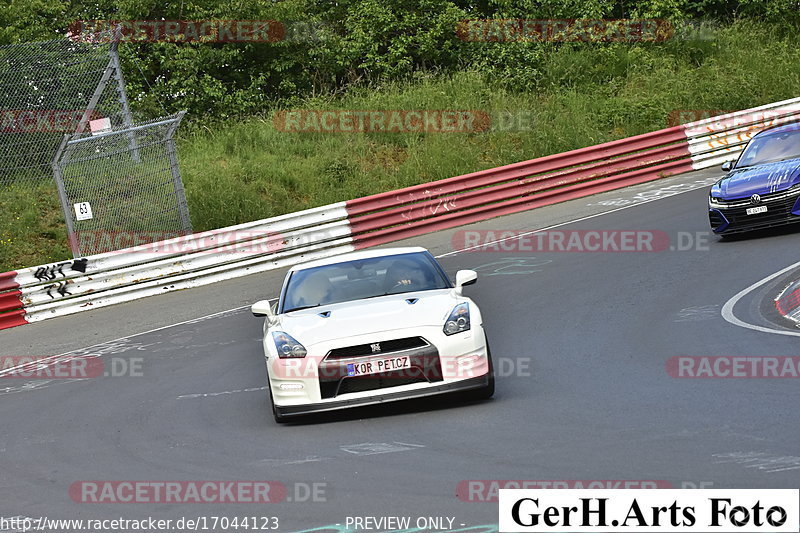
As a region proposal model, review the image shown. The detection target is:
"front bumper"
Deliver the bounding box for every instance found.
[709,190,800,234]
[265,324,490,410]
[274,374,490,417]
[709,208,800,234]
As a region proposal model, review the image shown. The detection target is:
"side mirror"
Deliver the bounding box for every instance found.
[454,270,477,296]
[721,161,733,172]
[251,300,275,319]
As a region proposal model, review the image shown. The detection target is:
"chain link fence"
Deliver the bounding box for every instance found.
[0,35,133,186]
[53,112,192,257]
[1,34,193,259]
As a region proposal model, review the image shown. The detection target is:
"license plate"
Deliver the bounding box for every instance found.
[746,205,767,215]
[347,356,411,377]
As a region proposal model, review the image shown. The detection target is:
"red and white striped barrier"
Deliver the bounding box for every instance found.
[775,279,800,324]
[344,97,800,248]
[2,97,799,330]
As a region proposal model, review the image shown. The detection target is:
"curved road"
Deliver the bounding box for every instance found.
[1,168,799,532]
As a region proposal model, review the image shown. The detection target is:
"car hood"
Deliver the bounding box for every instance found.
[274,289,460,346]
[713,158,800,199]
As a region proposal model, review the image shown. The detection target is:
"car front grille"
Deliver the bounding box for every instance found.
[711,191,800,232]
[335,372,429,396]
[318,339,442,399]
[709,210,726,231]
[715,188,797,206]
[326,336,428,359]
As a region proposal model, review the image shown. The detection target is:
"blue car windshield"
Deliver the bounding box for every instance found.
[736,127,800,168]
[281,252,451,313]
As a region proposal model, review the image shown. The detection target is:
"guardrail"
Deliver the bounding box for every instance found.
[345,97,800,247]
[2,97,800,330]
[0,203,354,329]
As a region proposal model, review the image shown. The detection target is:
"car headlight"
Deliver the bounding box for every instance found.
[709,195,726,206]
[444,302,470,336]
[272,331,307,358]
[786,183,800,195]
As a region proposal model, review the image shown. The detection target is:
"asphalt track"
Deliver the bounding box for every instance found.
[2,167,800,532]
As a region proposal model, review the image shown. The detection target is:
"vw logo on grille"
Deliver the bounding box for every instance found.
[370,343,381,353]
[750,194,762,204]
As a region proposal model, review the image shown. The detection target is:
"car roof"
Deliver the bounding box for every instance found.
[289,246,430,272]
[753,121,800,138]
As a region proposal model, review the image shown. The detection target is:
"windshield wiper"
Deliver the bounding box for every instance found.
[361,288,432,300]
[284,304,321,313]
[360,292,392,300]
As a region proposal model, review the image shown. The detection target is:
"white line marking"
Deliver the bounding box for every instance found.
[255,456,330,466]
[339,442,425,455]
[713,452,800,473]
[720,260,800,337]
[177,386,269,399]
[436,182,714,257]
[0,379,81,396]
[585,177,718,207]
[391,441,426,448]
[674,305,720,322]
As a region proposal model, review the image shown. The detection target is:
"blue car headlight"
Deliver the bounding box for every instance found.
[272,331,307,358]
[709,195,726,206]
[444,302,470,335]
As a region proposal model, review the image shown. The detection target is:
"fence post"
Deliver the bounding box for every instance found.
[51,134,81,257]
[165,111,192,234]
[109,32,140,163]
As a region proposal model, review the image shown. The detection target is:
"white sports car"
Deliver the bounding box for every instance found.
[252,247,494,422]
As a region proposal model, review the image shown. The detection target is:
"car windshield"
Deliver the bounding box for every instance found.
[280,252,451,313]
[736,126,800,168]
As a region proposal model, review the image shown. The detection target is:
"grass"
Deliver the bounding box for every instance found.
[0,182,70,271]
[2,20,800,271]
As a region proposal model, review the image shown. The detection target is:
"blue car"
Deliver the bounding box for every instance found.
[709,122,800,235]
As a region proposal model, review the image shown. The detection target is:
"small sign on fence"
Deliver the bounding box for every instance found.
[73,202,94,221]
[89,117,112,135]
